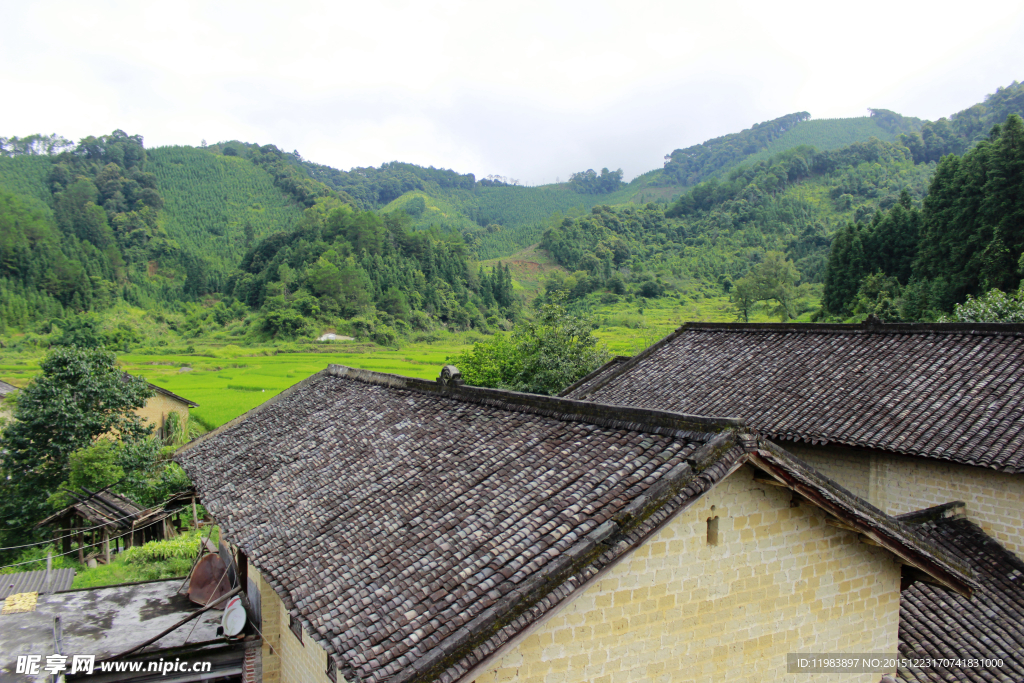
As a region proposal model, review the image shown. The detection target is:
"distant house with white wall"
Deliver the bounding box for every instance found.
[0,379,17,422]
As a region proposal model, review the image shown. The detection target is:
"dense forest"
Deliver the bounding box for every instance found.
[0,131,181,331]
[1,79,1023,341]
[229,198,517,342]
[823,113,1024,320]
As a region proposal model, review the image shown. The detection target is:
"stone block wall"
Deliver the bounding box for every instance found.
[793,444,1024,558]
[471,465,902,683]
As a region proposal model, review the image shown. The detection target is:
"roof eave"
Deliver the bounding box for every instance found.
[748,446,976,599]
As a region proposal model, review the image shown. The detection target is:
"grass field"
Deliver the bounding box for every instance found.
[590,293,817,355]
[0,337,478,430]
[0,294,814,429]
[121,340,475,429]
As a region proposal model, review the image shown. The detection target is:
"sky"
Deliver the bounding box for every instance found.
[2,0,1023,185]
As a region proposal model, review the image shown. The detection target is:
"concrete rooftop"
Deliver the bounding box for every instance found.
[0,579,223,683]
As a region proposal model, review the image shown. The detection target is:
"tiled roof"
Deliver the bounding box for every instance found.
[557,355,631,398]
[178,365,973,683]
[122,373,199,407]
[0,379,17,399]
[0,568,75,599]
[564,321,1024,473]
[896,506,1024,682]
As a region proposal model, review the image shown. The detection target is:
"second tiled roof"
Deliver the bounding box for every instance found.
[897,508,1024,682]
[566,322,1024,473]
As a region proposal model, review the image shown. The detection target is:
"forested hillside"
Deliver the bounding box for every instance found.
[823,113,1024,320]
[0,131,183,328]
[228,198,516,342]
[1,79,1022,340]
[149,146,304,279]
[537,135,934,312]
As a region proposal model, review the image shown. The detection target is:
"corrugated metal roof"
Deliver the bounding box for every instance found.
[0,568,75,599]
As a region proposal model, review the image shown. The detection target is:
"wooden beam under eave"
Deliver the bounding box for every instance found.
[752,473,789,487]
[748,451,974,599]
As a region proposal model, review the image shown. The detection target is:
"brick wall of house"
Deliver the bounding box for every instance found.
[253,566,336,683]
[471,465,902,683]
[792,444,1024,558]
[252,569,282,683]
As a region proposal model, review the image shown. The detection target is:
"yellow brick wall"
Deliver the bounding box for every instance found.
[135,392,191,438]
[253,567,341,683]
[793,445,1024,558]
[472,465,902,683]
[252,569,282,683]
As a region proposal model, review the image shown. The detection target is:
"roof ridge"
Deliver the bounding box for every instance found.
[326,364,744,440]
[122,372,199,407]
[681,320,1024,336]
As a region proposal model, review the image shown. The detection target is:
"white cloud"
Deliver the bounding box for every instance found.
[1,0,1022,183]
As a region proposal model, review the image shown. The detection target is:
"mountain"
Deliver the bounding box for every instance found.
[1,79,1023,337]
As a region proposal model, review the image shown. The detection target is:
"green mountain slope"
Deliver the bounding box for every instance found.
[362,110,929,262]
[536,136,936,320]
[737,116,902,167]
[0,155,53,208]
[149,146,304,273]
[822,112,1024,320]
[2,79,1022,336]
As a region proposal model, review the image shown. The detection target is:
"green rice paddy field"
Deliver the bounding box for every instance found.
[0,295,813,430]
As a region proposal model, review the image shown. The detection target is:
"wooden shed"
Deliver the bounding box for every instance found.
[36,485,196,564]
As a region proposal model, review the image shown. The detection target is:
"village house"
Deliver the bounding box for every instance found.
[176,364,980,683]
[0,375,197,441]
[562,320,1024,557]
[560,319,1024,681]
[130,376,199,441]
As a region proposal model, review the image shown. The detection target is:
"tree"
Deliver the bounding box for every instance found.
[451,298,610,395]
[47,439,124,509]
[0,347,153,549]
[731,277,758,323]
[733,252,801,321]
[943,284,1024,322]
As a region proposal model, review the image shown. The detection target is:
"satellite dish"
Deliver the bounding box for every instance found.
[222,595,246,636]
[188,553,231,606]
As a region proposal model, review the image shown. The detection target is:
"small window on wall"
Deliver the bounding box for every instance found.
[289,614,303,644]
[326,655,338,682]
[707,505,720,546]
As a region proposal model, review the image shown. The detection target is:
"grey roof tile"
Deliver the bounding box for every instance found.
[897,513,1024,682]
[178,365,974,683]
[566,321,1024,473]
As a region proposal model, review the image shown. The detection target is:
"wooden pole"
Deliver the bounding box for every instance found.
[191,495,199,530]
[76,518,84,564]
[100,586,242,662]
[103,528,110,564]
